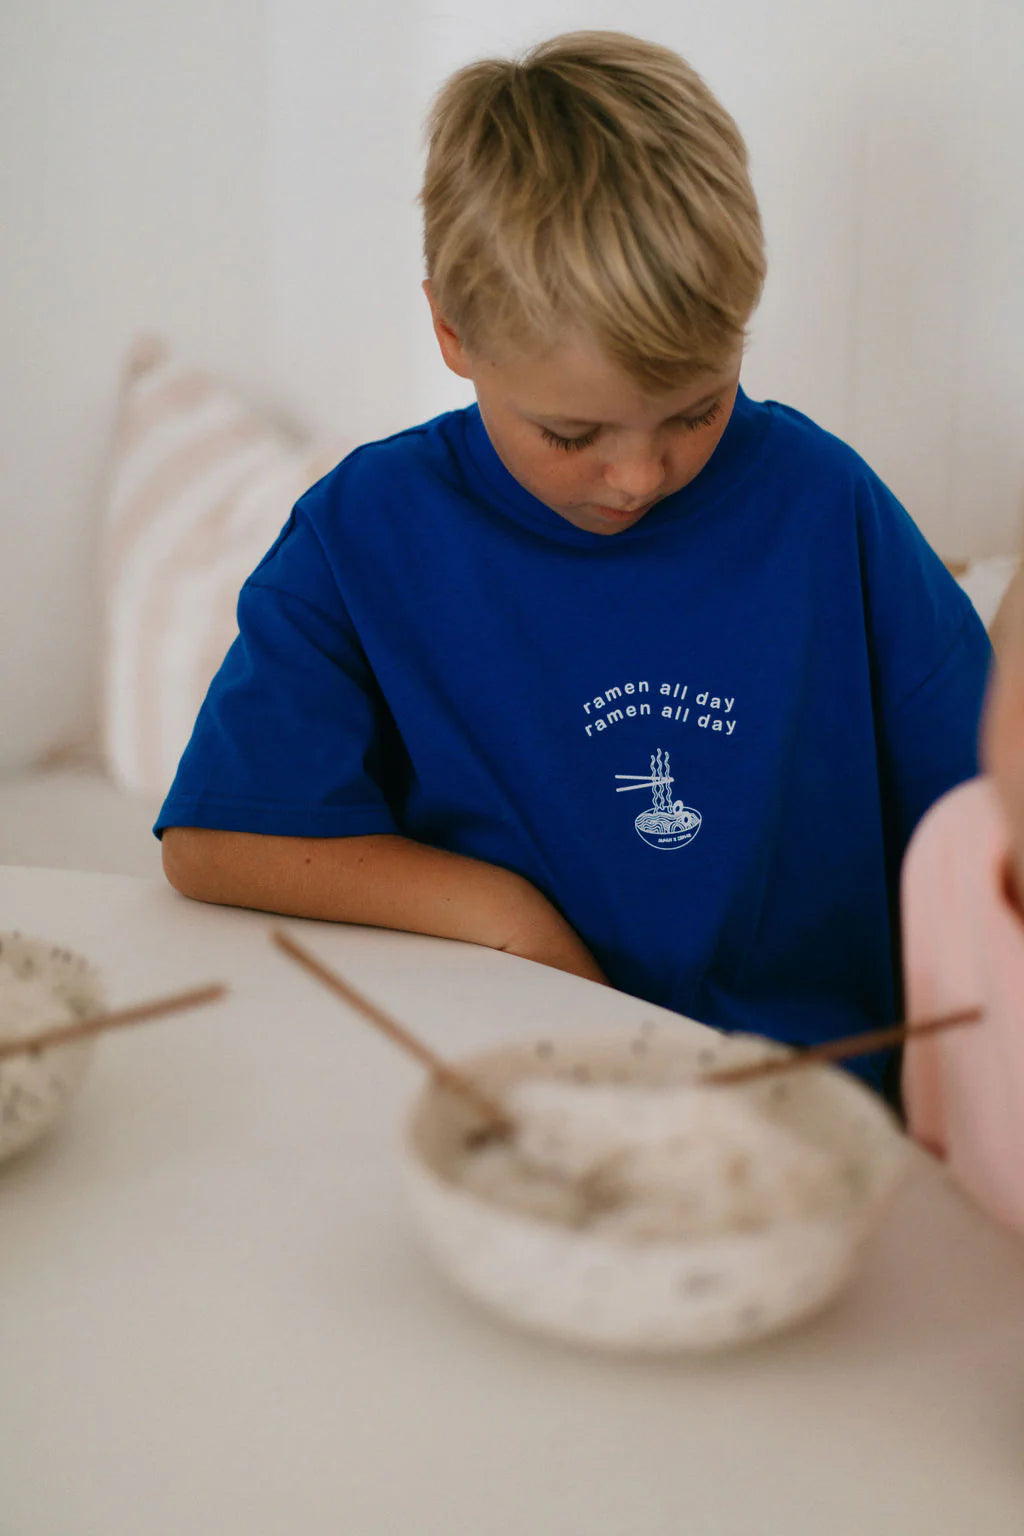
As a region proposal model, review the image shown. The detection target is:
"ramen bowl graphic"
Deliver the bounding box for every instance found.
[617,749,702,850]
[634,802,702,849]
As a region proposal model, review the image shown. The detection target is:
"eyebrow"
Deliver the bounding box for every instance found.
[529,392,722,430]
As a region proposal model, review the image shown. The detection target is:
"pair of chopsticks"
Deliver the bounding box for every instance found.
[268,929,983,1135]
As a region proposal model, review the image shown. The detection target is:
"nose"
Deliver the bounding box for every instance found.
[602,449,666,507]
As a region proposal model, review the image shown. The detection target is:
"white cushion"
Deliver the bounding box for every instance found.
[954,554,1020,632]
[99,337,352,798]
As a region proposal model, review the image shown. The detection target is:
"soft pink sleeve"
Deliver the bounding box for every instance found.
[902,777,1024,1231]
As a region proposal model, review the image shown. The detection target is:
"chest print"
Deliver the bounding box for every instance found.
[615,748,702,850]
[579,679,739,739]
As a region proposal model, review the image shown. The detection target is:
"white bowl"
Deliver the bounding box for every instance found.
[402,1019,909,1353]
[0,931,104,1162]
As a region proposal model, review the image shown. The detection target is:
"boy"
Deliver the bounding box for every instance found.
[158,31,990,1093]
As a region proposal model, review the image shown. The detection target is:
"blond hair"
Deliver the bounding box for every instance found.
[419,31,766,391]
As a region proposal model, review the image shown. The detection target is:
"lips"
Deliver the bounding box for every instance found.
[594,501,655,517]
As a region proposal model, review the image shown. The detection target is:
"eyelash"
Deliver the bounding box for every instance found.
[539,399,723,453]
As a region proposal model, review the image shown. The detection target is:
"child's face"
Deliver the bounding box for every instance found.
[424,283,741,536]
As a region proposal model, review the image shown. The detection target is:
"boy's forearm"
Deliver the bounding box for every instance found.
[160,827,607,981]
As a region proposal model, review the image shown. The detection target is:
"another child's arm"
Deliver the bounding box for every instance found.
[901,566,1024,1230]
[161,826,608,984]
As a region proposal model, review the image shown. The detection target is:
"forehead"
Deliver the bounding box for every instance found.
[479,331,738,426]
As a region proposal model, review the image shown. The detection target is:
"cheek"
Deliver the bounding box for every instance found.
[679,421,730,477]
[979,677,1001,776]
[980,664,1024,793]
[653,412,736,485]
[521,442,589,490]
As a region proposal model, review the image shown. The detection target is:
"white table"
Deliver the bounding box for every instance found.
[1,865,1023,1536]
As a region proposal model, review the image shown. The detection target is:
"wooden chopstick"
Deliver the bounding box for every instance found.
[701,1005,984,1086]
[270,928,513,1135]
[0,982,228,1062]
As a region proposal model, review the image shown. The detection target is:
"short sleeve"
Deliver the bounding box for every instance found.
[857,471,993,852]
[153,502,402,839]
[882,608,992,850]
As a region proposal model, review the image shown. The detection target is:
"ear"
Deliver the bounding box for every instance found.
[422,280,473,380]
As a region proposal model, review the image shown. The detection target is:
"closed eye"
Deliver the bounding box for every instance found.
[538,399,722,452]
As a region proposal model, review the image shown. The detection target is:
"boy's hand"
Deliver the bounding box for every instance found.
[983,564,1024,908]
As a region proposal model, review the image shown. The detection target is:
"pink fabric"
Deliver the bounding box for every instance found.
[902,776,1024,1230]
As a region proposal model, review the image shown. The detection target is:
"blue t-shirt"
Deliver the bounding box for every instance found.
[156,387,991,1087]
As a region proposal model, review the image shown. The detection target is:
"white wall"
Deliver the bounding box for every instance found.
[3,0,1023,772]
[263,0,428,444]
[1,0,271,771]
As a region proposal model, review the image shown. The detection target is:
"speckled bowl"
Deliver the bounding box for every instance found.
[402,1018,909,1353]
[0,932,104,1162]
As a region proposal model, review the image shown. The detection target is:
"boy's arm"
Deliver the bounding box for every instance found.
[161,827,608,984]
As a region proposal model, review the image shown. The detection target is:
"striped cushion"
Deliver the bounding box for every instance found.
[101,337,352,797]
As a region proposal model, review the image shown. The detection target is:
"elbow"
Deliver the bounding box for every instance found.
[161,827,212,900]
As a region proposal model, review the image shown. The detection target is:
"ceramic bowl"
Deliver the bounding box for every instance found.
[402,1018,908,1353]
[0,931,104,1162]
